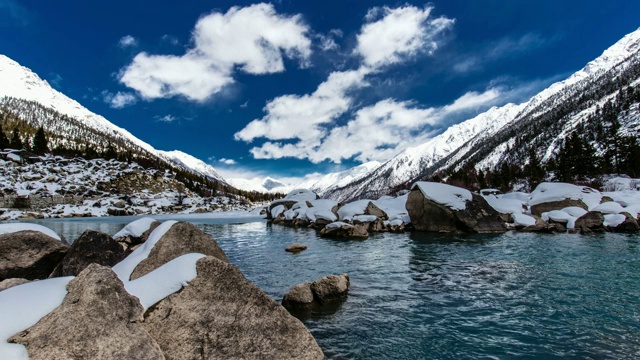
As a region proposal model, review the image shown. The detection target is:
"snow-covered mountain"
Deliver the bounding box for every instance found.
[227,176,291,194]
[324,27,640,201]
[0,54,225,184]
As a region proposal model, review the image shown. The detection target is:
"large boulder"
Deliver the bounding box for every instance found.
[365,201,388,220]
[574,211,606,234]
[50,230,124,277]
[406,183,506,233]
[320,222,369,239]
[9,264,164,359]
[0,231,68,281]
[129,221,229,280]
[141,256,324,360]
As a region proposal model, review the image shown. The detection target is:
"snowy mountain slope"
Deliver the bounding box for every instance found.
[324,27,640,201]
[157,150,225,183]
[228,161,381,197]
[426,27,640,176]
[0,54,226,184]
[323,104,525,201]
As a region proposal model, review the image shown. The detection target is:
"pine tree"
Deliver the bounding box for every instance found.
[0,124,9,149]
[31,126,49,154]
[525,148,545,190]
[9,128,23,149]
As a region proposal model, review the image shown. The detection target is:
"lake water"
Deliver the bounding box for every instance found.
[28,215,640,359]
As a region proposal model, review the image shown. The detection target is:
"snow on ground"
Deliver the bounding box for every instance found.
[0,277,74,360]
[413,182,472,211]
[112,221,177,282]
[0,223,61,240]
[124,253,205,310]
[530,182,602,209]
[113,217,156,239]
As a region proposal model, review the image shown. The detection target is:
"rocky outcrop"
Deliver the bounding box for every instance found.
[129,222,229,280]
[9,264,164,359]
[575,211,606,234]
[115,220,161,253]
[282,274,350,310]
[142,256,324,360]
[530,199,587,216]
[406,188,506,233]
[0,231,68,281]
[50,230,124,277]
[285,243,308,253]
[0,278,30,292]
[320,222,369,239]
[365,201,388,220]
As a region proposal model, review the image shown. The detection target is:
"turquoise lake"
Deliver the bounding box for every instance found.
[28,216,640,359]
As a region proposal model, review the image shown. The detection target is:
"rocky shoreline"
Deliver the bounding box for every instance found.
[0,219,327,359]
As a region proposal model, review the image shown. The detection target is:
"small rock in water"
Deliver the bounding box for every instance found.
[285,243,308,253]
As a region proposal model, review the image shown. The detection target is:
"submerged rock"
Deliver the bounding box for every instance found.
[9,264,164,359]
[142,256,324,360]
[285,243,308,253]
[50,230,124,277]
[0,231,68,281]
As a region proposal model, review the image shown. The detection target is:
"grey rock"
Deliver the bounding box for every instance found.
[9,264,164,359]
[0,278,30,292]
[0,231,68,281]
[285,243,308,253]
[129,221,229,280]
[282,283,315,308]
[575,211,605,234]
[365,201,388,220]
[142,256,324,360]
[310,274,350,304]
[320,223,369,239]
[50,230,124,277]
[530,199,587,216]
[406,188,506,234]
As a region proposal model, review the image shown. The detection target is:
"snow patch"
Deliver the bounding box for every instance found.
[113,217,156,239]
[0,223,61,241]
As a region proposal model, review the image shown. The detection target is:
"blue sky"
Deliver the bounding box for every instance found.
[1,0,639,181]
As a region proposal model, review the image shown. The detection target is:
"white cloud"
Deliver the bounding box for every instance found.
[118,35,138,48]
[102,90,137,108]
[219,158,237,165]
[235,68,370,143]
[118,3,312,101]
[356,5,453,69]
[156,114,176,123]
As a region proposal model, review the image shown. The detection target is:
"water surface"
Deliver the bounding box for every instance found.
[27,217,640,359]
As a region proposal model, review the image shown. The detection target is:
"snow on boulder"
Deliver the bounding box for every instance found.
[604,214,627,227]
[561,206,588,218]
[270,204,286,219]
[0,223,61,241]
[413,182,472,211]
[372,194,410,222]
[623,204,640,218]
[306,199,338,223]
[603,190,640,207]
[406,182,506,233]
[529,182,602,215]
[0,276,73,359]
[512,213,536,227]
[337,199,371,221]
[592,201,625,214]
[545,210,577,229]
[113,217,157,239]
[482,194,526,215]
